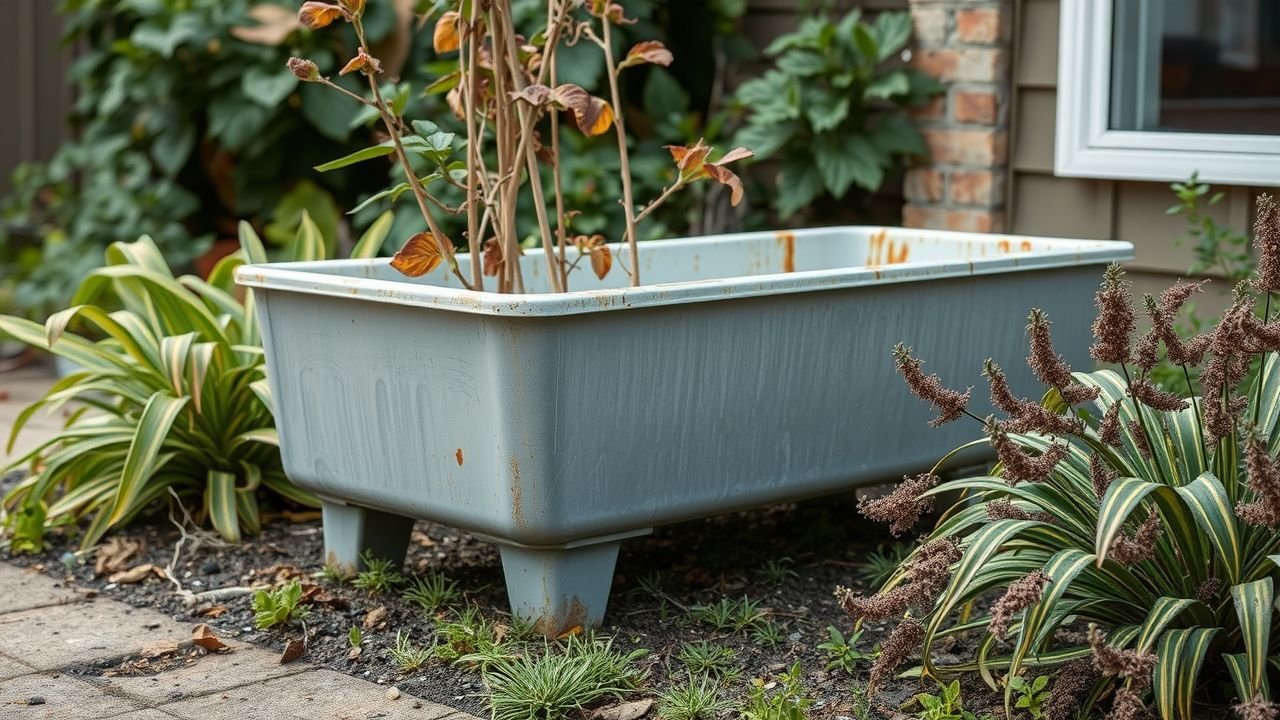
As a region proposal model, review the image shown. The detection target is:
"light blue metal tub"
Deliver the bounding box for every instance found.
[237,226,1132,634]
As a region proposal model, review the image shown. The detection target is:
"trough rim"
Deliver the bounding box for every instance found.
[234,225,1135,318]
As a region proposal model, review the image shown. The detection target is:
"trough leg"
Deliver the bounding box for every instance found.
[321,501,415,575]
[498,540,623,637]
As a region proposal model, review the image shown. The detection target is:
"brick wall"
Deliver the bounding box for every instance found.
[902,0,1011,233]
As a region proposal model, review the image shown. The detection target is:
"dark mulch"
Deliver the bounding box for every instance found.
[2,473,1006,719]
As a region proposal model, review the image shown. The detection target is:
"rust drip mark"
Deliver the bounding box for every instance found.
[509,456,524,527]
[534,596,590,639]
[455,448,464,466]
[886,240,909,264]
[997,238,1012,253]
[1020,239,1032,252]
[866,228,888,265]
[775,231,796,273]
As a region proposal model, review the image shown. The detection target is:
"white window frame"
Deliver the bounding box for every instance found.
[1055,0,1280,186]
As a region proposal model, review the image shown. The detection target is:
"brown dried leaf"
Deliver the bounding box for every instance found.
[666,141,711,174]
[482,238,504,277]
[363,605,389,630]
[589,243,612,280]
[433,11,461,53]
[339,48,382,76]
[620,41,672,70]
[298,1,348,29]
[714,147,754,166]
[108,563,161,584]
[196,605,228,618]
[95,537,144,577]
[191,624,229,652]
[704,164,746,207]
[589,1,634,24]
[280,637,306,664]
[347,645,363,660]
[231,5,303,45]
[390,232,445,277]
[556,625,584,640]
[140,641,180,659]
[512,84,553,107]
[550,84,614,136]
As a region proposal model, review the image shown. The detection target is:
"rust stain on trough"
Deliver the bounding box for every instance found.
[509,455,524,527]
[455,448,464,466]
[775,231,796,273]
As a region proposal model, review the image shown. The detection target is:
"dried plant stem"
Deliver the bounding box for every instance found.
[600,21,641,287]
[353,19,471,290]
[461,9,483,291]
[635,178,687,224]
[1120,363,1159,468]
[488,6,522,293]
[495,5,562,293]
[548,0,569,289]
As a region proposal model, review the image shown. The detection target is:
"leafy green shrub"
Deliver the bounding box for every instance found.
[816,625,873,674]
[913,680,991,720]
[844,197,1280,720]
[733,9,941,219]
[0,0,401,317]
[741,663,811,720]
[1008,675,1049,719]
[0,213,393,548]
[253,579,309,629]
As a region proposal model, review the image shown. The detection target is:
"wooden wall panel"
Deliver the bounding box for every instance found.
[0,1,74,197]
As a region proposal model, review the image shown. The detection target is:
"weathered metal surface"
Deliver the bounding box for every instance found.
[238,226,1133,634]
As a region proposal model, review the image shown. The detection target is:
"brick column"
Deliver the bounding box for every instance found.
[902,0,1011,233]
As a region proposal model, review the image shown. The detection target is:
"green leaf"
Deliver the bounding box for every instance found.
[851,23,879,63]
[351,212,395,259]
[242,66,299,108]
[804,90,849,133]
[108,394,188,526]
[814,134,882,196]
[775,159,824,219]
[864,71,910,101]
[1231,578,1273,697]
[777,50,827,77]
[206,470,240,543]
[287,211,326,262]
[314,142,397,172]
[151,124,195,177]
[238,222,269,265]
[871,12,913,61]
[1175,473,1244,584]
[422,71,461,95]
[1154,627,1219,720]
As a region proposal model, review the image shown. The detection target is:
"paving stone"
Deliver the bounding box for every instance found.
[159,668,465,720]
[0,601,187,671]
[0,564,85,614]
[0,653,34,681]
[83,643,310,705]
[0,672,142,720]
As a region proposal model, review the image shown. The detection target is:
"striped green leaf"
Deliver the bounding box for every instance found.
[205,471,240,543]
[1231,578,1274,697]
[1006,549,1094,712]
[238,221,269,265]
[1136,597,1214,652]
[351,211,395,259]
[1176,473,1244,584]
[1154,627,1219,720]
[107,394,189,526]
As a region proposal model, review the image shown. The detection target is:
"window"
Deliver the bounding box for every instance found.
[1055,0,1280,185]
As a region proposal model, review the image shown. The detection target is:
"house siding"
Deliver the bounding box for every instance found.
[0,1,74,197]
[1009,0,1268,309]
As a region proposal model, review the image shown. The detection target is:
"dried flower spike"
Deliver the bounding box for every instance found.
[858,473,938,537]
[867,618,924,693]
[1254,194,1280,293]
[1237,431,1280,527]
[894,343,972,427]
[288,57,321,82]
[987,420,1068,485]
[1109,508,1161,564]
[989,570,1048,640]
[1091,263,1137,365]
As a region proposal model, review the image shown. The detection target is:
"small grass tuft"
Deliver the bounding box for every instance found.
[689,596,765,634]
[482,634,648,720]
[402,571,462,613]
[750,619,786,648]
[816,625,874,674]
[387,630,433,672]
[675,641,738,679]
[759,558,799,585]
[351,552,405,595]
[658,676,732,720]
[858,541,913,591]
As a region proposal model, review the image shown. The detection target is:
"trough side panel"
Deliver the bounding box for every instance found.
[257,291,516,533]
[529,264,1101,541]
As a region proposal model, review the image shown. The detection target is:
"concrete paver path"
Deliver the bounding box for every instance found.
[0,539,480,719]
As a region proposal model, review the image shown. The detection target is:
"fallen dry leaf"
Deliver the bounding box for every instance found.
[95,537,145,577]
[108,563,162,584]
[347,645,363,660]
[191,624,229,652]
[410,530,436,548]
[299,584,349,609]
[390,232,445,277]
[280,637,306,664]
[140,642,179,659]
[196,604,227,618]
[556,625,584,640]
[363,605,389,630]
[280,509,322,523]
[592,699,654,720]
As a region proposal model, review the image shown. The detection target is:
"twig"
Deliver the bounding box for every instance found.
[599,18,641,286]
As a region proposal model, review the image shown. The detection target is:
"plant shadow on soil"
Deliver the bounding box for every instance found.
[3,483,1004,719]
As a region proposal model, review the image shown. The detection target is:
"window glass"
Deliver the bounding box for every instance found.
[1110,0,1280,135]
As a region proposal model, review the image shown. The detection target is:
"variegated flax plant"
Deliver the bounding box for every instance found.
[842,195,1280,720]
[290,0,751,291]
